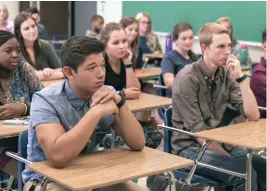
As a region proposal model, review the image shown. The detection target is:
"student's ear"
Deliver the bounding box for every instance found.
[262,42,266,52]
[62,66,75,80]
[200,44,207,54]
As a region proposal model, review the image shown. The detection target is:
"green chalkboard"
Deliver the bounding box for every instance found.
[123,1,266,42]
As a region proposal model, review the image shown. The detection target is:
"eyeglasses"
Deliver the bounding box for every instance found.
[140,21,151,25]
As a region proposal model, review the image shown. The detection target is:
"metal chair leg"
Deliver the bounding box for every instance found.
[166,171,176,191]
[245,150,253,191]
[185,141,212,185]
[7,175,15,191]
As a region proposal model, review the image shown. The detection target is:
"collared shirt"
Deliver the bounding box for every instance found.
[22,80,114,183]
[251,57,266,118]
[171,58,245,154]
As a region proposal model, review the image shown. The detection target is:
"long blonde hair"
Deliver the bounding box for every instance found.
[216,17,237,46]
[136,12,157,49]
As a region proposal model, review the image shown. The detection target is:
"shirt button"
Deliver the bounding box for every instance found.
[209,86,211,89]
[205,77,208,79]
[77,108,80,110]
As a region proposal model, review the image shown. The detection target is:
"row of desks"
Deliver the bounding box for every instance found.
[1,119,265,191]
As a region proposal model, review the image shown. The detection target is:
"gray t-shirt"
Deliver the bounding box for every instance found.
[22,39,61,70]
[22,80,114,183]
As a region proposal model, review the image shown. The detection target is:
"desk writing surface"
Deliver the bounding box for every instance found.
[143,53,164,59]
[0,121,28,137]
[135,67,161,79]
[42,80,63,88]
[196,119,266,150]
[28,147,193,191]
[126,93,172,112]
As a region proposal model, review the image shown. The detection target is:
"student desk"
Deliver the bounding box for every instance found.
[42,67,162,88]
[143,53,164,60]
[50,40,66,44]
[135,67,161,80]
[28,147,193,191]
[0,121,28,138]
[195,119,266,191]
[126,93,172,112]
[42,79,63,88]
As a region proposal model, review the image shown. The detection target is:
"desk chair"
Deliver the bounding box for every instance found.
[161,107,232,191]
[153,74,169,120]
[52,35,68,41]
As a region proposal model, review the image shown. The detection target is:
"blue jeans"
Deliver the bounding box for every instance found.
[179,146,258,191]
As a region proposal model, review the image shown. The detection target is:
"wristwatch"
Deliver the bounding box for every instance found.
[117,91,126,108]
[236,75,247,83]
[125,64,133,68]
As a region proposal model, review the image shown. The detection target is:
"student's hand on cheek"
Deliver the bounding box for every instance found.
[124,87,140,99]
[43,68,54,77]
[122,50,133,65]
[0,103,25,119]
[226,55,243,79]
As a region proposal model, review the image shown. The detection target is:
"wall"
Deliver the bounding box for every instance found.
[97,1,122,23]
[74,1,97,36]
[2,1,19,21]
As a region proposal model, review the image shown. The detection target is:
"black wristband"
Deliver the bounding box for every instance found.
[117,91,126,108]
[125,64,133,68]
[236,75,247,83]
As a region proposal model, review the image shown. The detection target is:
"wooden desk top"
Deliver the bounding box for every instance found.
[143,53,164,59]
[50,40,66,44]
[28,147,193,191]
[0,121,28,138]
[127,93,172,112]
[196,119,266,150]
[42,79,63,88]
[135,67,161,80]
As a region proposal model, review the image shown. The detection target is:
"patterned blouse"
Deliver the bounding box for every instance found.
[0,61,43,105]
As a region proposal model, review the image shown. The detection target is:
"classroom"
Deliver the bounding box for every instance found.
[0,1,266,191]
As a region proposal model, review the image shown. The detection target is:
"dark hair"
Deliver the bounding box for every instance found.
[262,29,266,43]
[60,36,105,71]
[14,11,40,66]
[120,16,139,68]
[91,14,104,23]
[0,30,15,46]
[172,22,197,61]
[25,7,39,15]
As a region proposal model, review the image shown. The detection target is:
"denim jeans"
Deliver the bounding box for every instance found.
[179,146,260,191]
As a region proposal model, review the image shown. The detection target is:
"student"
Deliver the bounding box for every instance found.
[136,12,162,54]
[161,22,198,97]
[0,30,43,177]
[120,16,143,69]
[0,4,13,33]
[22,36,146,191]
[216,17,241,55]
[14,12,63,80]
[171,23,265,191]
[100,22,141,99]
[25,7,49,40]
[86,14,104,40]
[251,29,266,118]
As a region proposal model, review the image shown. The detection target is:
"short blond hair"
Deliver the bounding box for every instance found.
[198,23,229,46]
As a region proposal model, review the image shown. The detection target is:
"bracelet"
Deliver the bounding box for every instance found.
[236,75,247,83]
[125,64,133,68]
[21,103,28,116]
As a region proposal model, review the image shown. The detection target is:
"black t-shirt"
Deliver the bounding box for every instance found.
[104,55,126,91]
